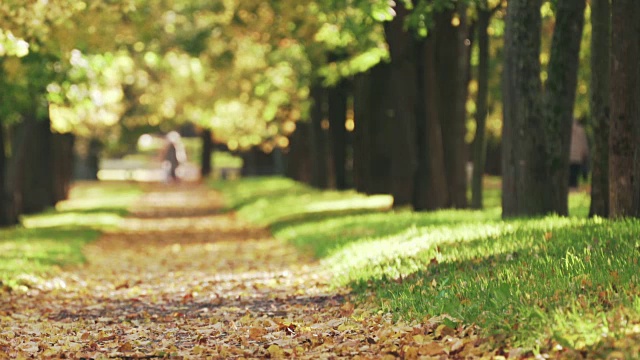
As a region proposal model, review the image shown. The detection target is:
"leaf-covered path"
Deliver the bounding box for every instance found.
[1,184,488,359]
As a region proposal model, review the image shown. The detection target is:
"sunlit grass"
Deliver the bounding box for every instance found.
[0,181,141,290]
[214,176,640,354]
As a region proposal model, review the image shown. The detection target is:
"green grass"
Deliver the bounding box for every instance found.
[212,176,640,354]
[0,181,141,290]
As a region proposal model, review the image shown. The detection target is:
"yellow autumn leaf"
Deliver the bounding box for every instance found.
[267,344,285,358]
[403,345,419,359]
[249,326,267,340]
[419,342,445,356]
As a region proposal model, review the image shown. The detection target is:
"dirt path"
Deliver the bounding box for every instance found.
[1,184,486,359]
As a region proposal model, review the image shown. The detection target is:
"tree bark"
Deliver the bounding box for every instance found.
[414,35,449,210]
[309,85,329,189]
[51,133,75,204]
[352,72,370,193]
[200,128,213,178]
[609,0,640,217]
[542,0,587,216]
[352,64,394,195]
[21,115,55,213]
[328,79,349,190]
[0,124,18,226]
[385,3,418,207]
[285,121,312,184]
[435,8,469,209]
[589,0,611,217]
[502,0,547,217]
[471,7,491,209]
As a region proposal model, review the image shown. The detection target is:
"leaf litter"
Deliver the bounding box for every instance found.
[1,183,505,359]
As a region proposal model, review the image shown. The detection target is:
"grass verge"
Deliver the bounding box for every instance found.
[0,181,141,290]
[212,176,640,356]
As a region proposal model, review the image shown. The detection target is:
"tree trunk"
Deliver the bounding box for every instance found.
[285,122,312,184]
[86,138,101,180]
[328,79,349,190]
[309,85,329,189]
[589,0,611,217]
[352,72,370,193]
[455,3,471,207]
[240,149,257,177]
[200,129,213,178]
[21,115,55,213]
[609,0,640,217]
[385,3,418,207]
[542,0,587,216]
[471,7,491,209]
[0,124,18,226]
[502,0,547,217]
[51,133,75,204]
[352,64,394,195]
[414,35,449,210]
[435,8,469,209]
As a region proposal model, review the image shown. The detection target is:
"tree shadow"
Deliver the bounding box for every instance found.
[341,218,639,347]
[276,207,502,258]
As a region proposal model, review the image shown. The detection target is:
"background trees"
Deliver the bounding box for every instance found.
[609,0,640,217]
[1,0,638,225]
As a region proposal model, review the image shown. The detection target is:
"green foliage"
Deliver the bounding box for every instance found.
[214,176,640,352]
[0,182,141,290]
[0,29,29,57]
[48,50,135,136]
[0,0,596,158]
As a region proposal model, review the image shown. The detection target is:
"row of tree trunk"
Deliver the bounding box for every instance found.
[288,4,471,211]
[286,0,640,219]
[504,0,639,218]
[0,116,76,226]
[289,5,469,210]
[284,4,476,211]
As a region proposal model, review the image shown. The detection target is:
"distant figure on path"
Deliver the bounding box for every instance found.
[569,119,589,189]
[160,131,187,183]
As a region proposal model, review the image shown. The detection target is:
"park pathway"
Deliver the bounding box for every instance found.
[1,183,489,359]
[0,183,360,358]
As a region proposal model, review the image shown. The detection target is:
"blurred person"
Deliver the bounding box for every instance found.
[160,131,187,183]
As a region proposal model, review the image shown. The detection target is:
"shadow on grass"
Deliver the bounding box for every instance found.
[275,206,502,258]
[56,207,131,217]
[269,208,388,233]
[223,187,314,212]
[341,218,640,349]
[0,227,99,279]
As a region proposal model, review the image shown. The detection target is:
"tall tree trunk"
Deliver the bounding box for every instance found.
[328,79,349,190]
[542,0,587,216]
[455,3,471,208]
[309,85,329,189]
[20,115,55,213]
[0,124,18,226]
[435,8,469,208]
[285,122,312,184]
[471,7,491,209]
[86,138,101,180]
[0,124,7,225]
[352,72,371,193]
[51,133,75,204]
[200,129,213,178]
[609,0,640,217]
[240,150,255,177]
[502,0,547,217]
[353,64,394,195]
[589,0,611,217]
[414,36,449,210]
[385,3,418,207]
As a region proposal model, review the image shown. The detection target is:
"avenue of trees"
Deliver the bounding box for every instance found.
[0,0,638,226]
